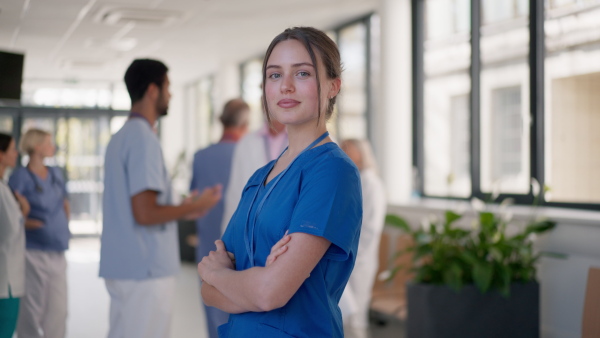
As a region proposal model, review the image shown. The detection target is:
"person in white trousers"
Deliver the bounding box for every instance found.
[9,129,70,338]
[340,139,387,337]
[99,59,222,338]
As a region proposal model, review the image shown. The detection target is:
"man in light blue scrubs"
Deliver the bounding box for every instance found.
[100,59,222,338]
[190,98,249,338]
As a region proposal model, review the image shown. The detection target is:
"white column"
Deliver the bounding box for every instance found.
[214,63,240,113]
[379,0,413,204]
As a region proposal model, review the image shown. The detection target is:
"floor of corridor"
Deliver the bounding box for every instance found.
[64,237,405,338]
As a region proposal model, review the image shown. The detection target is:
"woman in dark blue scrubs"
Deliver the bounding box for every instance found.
[198,27,363,337]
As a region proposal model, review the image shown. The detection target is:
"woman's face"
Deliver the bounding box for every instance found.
[264,39,339,128]
[0,139,18,168]
[35,135,55,158]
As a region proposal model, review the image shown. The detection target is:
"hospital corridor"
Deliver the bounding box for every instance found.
[2,0,600,337]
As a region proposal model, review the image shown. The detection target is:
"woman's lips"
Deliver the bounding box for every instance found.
[277,99,300,108]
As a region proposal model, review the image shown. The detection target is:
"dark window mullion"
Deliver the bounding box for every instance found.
[530,0,545,202]
[470,0,482,199]
[412,0,425,195]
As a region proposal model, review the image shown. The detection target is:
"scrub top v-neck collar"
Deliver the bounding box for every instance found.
[244,131,330,267]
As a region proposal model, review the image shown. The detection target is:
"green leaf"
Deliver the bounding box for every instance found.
[460,251,479,266]
[443,262,464,291]
[524,220,556,235]
[445,211,462,226]
[385,214,411,232]
[489,247,504,262]
[479,212,496,236]
[497,264,511,297]
[479,212,495,226]
[413,244,433,260]
[473,262,493,293]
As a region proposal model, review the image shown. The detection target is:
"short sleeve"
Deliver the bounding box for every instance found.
[288,157,362,261]
[8,168,29,195]
[126,126,166,197]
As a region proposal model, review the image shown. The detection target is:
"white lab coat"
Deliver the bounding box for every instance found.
[340,168,386,329]
[0,180,25,298]
[221,130,277,234]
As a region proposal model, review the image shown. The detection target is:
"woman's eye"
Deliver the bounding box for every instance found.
[298,71,310,77]
[268,73,281,79]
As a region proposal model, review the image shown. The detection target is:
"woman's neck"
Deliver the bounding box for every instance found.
[28,155,46,172]
[0,165,5,179]
[285,122,329,158]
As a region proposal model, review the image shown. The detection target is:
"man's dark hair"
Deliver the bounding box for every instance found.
[0,133,13,152]
[124,59,169,104]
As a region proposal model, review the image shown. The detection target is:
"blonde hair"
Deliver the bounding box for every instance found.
[20,129,51,155]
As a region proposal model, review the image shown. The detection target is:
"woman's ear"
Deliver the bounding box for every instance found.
[328,78,341,99]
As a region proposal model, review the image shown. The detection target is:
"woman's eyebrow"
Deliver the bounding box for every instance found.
[292,62,314,68]
[266,62,315,70]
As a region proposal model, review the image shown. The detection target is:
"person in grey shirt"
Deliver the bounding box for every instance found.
[99,59,221,338]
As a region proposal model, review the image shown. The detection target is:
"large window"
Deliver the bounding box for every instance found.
[1,107,128,234]
[544,0,600,204]
[413,0,600,210]
[335,14,379,142]
[337,20,368,140]
[240,58,265,131]
[422,0,472,198]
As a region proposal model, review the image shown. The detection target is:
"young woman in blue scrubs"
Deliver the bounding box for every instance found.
[198,27,363,337]
[9,129,70,338]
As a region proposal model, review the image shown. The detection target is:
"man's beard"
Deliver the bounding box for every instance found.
[158,105,168,116]
[157,95,169,116]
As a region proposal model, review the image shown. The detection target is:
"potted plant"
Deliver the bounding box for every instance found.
[385,197,558,338]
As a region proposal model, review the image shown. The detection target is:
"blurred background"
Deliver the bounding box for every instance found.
[1,0,599,337]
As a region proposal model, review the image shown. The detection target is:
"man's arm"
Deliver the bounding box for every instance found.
[131,185,221,226]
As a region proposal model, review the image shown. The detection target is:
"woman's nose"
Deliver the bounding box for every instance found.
[280,74,294,93]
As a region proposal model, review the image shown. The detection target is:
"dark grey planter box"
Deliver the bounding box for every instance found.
[407,282,539,338]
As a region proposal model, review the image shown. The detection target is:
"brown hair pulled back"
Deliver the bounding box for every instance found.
[262,27,342,126]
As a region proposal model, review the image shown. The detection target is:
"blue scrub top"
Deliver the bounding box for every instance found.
[8,166,70,251]
[99,117,179,280]
[190,141,236,263]
[220,142,363,338]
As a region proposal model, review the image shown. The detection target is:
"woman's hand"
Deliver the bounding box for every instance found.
[198,240,234,285]
[25,219,44,230]
[15,192,30,217]
[266,231,291,267]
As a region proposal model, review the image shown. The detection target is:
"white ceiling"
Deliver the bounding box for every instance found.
[0,0,378,86]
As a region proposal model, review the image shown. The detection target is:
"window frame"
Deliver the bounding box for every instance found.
[411,0,600,211]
